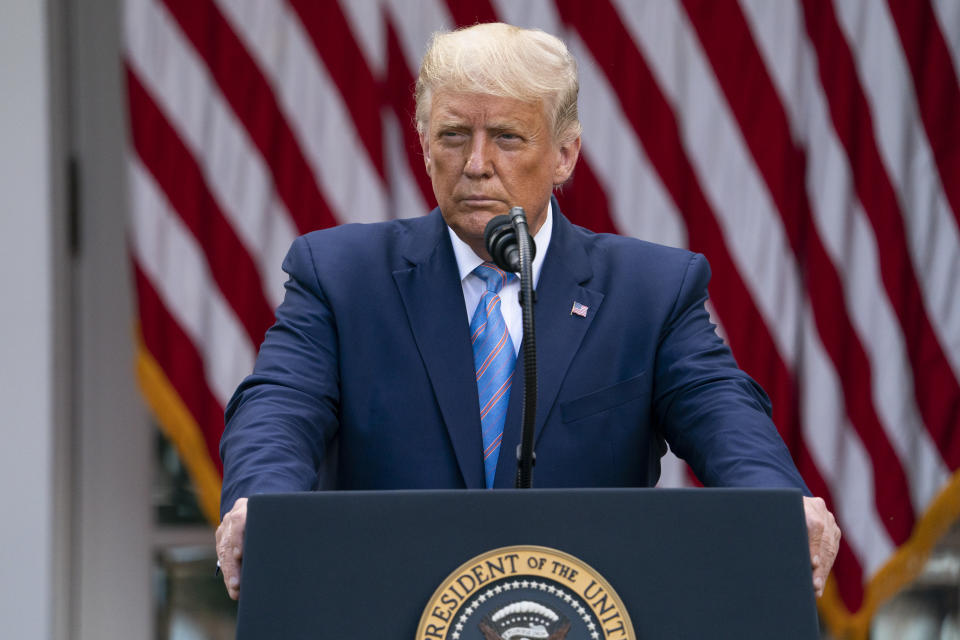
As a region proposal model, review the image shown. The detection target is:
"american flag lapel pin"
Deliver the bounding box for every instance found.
[570,301,589,317]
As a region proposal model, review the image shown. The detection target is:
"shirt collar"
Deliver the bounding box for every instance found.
[448,201,553,284]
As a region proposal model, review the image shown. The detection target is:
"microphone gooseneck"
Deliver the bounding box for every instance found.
[483,208,538,489]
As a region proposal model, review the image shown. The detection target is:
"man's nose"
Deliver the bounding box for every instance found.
[464,135,493,178]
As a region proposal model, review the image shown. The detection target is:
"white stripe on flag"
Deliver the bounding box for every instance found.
[571,32,688,249]
[339,0,388,78]
[932,0,960,91]
[495,0,689,248]
[616,0,896,574]
[383,0,454,76]
[798,307,895,578]
[833,0,960,380]
[383,112,430,219]
[656,447,692,489]
[612,0,802,366]
[129,157,255,406]
[124,0,293,309]
[740,0,950,515]
[215,0,389,225]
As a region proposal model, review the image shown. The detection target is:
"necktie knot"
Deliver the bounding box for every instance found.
[474,262,513,294]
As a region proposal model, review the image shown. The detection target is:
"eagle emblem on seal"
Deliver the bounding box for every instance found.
[478,600,571,640]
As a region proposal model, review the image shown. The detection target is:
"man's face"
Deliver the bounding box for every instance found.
[420,90,580,258]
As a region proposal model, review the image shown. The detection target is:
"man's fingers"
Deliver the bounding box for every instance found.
[215,497,249,601]
[220,556,241,600]
[803,496,840,599]
[216,539,242,600]
[811,565,827,597]
[816,509,840,565]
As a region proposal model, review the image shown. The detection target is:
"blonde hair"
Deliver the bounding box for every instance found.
[415,22,581,144]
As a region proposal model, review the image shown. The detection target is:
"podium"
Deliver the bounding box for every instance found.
[236,488,819,639]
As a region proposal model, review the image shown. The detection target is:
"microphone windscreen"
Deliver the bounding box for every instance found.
[484,215,519,272]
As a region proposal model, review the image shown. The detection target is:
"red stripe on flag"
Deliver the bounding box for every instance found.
[684,466,703,487]
[683,0,915,544]
[554,0,800,446]
[552,16,865,608]
[160,0,338,234]
[287,0,386,179]
[801,0,960,468]
[555,156,619,235]
[444,0,499,26]
[127,68,275,347]
[832,538,864,613]
[797,446,865,612]
[124,1,960,622]
[887,0,960,227]
[384,19,437,210]
[134,261,225,474]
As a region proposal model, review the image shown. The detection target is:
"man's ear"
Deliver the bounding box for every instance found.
[419,130,431,175]
[553,135,581,185]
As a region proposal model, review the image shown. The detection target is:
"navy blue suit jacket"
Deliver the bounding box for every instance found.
[220,202,807,515]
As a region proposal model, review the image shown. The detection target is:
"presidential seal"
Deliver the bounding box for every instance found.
[417,545,634,640]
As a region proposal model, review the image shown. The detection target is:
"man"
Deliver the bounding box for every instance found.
[216,22,840,602]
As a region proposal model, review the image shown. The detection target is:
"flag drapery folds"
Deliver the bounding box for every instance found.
[123,1,960,636]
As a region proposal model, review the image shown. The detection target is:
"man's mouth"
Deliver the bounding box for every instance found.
[460,196,501,207]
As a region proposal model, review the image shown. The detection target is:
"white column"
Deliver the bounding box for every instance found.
[0,1,56,637]
[71,0,154,638]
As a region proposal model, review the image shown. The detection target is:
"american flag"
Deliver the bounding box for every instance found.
[122,0,960,636]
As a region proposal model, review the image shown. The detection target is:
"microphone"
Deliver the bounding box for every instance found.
[483,207,538,489]
[484,212,536,272]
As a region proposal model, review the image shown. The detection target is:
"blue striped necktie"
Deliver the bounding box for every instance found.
[470,262,517,489]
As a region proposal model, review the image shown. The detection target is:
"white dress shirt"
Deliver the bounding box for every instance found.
[448,202,553,355]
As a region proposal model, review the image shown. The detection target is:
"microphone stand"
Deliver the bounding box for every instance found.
[510,207,537,489]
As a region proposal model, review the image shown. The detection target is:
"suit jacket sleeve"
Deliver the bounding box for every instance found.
[219,235,339,517]
[654,253,810,493]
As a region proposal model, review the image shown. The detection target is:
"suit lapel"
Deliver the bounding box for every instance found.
[392,212,485,488]
[495,206,604,487]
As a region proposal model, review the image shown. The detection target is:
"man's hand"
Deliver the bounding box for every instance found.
[803,496,841,598]
[216,497,248,600]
